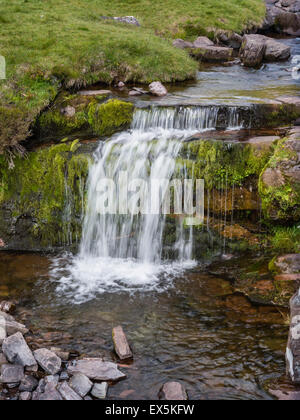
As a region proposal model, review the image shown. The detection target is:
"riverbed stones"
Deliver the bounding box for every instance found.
[0,364,24,384]
[112,326,133,360]
[159,382,188,400]
[58,381,82,401]
[91,382,108,399]
[50,347,70,361]
[6,320,28,336]
[69,373,92,397]
[33,348,62,375]
[2,332,37,371]
[67,359,126,382]
[149,82,168,97]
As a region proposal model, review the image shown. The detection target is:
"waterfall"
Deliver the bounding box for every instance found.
[51,105,243,302]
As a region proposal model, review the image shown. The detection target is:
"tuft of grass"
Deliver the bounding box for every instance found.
[269,226,300,253]
[0,0,265,153]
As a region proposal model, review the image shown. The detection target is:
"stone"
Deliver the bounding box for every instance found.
[263,1,300,36]
[193,36,215,48]
[0,301,16,314]
[149,81,168,97]
[58,381,82,401]
[19,391,31,401]
[2,332,37,371]
[67,359,126,382]
[0,364,24,384]
[50,347,70,361]
[44,375,59,387]
[0,317,6,345]
[117,81,125,88]
[159,382,188,400]
[78,89,111,96]
[261,168,286,188]
[191,45,233,63]
[0,353,8,366]
[274,255,300,274]
[286,293,300,383]
[38,384,63,401]
[60,106,76,118]
[275,274,300,281]
[264,38,291,61]
[217,31,243,49]
[6,320,28,336]
[60,371,69,381]
[19,375,38,392]
[91,382,108,399]
[112,16,140,26]
[172,39,194,49]
[112,325,133,360]
[69,373,92,397]
[33,349,61,375]
[84,395,93,400]
[239,34,266,67]
[129,90,143,96]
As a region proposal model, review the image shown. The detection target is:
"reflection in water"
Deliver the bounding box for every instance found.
[0,252,288,400]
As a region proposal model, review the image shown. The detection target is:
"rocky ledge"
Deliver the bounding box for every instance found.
[263,0,300,36]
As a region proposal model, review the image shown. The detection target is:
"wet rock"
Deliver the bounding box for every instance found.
[69,373,92,397]
[60,106,76,118]
[112,326,133,360]
[216,31,243,49]
[6,320,28,337]
[149,82,168,97]
[67,359,126,382]
[0,364,24,384]
[261,168,285,188]
[273,254,300,274]
[2,332,37,371]
[0,301,16,314]
[58,381,82,401]
[159,382,188,400]
[286,293,300,383]
[129,90,143,96]
[263,1,300,35]
[91,382,108,399]
[19,375,38,392]
[19,391,31,401]
[78,89,111,96]
[33,349,62,375]
[0,319,6,345]
[172,39,194,49]
[50,347,70,361]
[239,34,266,67]
[264,38,291,61]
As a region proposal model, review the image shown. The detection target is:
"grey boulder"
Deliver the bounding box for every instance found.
[69,373,93,397]
[33,348,62,375]
[58,381,82,401]
[67,358,126,382]
[2,332,37,371]
[0,364,24,384]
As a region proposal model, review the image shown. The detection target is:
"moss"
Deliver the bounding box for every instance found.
[264,105,300,128]
[87,99,134,136]
[38,109,88,137]
[0,142,90,247]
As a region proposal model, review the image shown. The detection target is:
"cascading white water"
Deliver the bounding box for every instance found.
[51,105,243,302]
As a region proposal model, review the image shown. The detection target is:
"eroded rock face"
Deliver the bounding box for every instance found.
[67,359,126,382]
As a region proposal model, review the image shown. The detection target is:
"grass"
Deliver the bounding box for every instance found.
[269,226,300,253]
[0,0,266,154]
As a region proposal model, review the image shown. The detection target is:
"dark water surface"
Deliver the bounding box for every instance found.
[0,252,288,400]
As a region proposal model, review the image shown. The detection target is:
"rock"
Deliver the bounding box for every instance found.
[67,359,126,382]
[129,90,143,96]
[112,326,133,360]
[261,168,286,188]
[117,81,125,88]
[0,353,8,366]
[19,375,38,392]
[264,38,291,61]
[172,39,194,49]
[0,316,6,345]
[239,34,266,67]
[275,274,300,281]
[78,89,111,96]
[286,293,300,383]
[60,106,76,118]
[277,96,300,108]
[273,255,300,274]
[2,332,37,371]
[19,391,31,401]
[58,381,82,401]
[149,82,168,97]
[60,371,69,381]
[159,382,188,400]
[113,16,140,26]
[6,320,29,336]
[0,239,5,247]
[50,347,70,361]
[44,375,59,387]
[263,1,300,36]
[91,382,108,399]
[193,36,214,47]
[69,373,92,397]
[0,301,16,314]
[217,31,243,49]
[84,395,93,400]
[37,384,63,401]
[0,364,24,384]
[191,45,234,63]
[33,349,61,375]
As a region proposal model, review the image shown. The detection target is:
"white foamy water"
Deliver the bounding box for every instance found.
[51,106,243,302]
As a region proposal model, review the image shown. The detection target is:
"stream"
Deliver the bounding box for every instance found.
[1,38,299,400]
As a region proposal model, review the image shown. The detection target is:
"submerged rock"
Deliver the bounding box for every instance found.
[33,348,62,375]
[2,332,37,371]
[67,359,126,382]
[159,382,188,400]
[112,326,133,360]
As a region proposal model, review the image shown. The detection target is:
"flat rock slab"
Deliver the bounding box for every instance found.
[58,381,82,400]
[2,332,37,370]
[112,326,133,360]
[67,359,126,382]
[0,364,24,384]
[69,373,92,397]
[33,348,62,375]
[91,382,108,399]
[160,382,188,400]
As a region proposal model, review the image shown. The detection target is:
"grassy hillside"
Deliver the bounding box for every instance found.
[0,0,266,155]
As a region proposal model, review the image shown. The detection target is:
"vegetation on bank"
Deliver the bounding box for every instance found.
[0,0,266,155]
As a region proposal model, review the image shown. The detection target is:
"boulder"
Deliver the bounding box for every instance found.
[2,332,37,371]
[33,348,62,375]
[287,293,300,383]
[19,375,38,392]
[0,364,24,384]
[91,382,108,399]
[263,1,300,35]
[193,36,214,48]
[58,381,82,401]
[6,320,28,336]
[36,383,63,401]
[239,34,266,67]
[67,359,126,382]
[159,382,188,400]
[264,38,291,61]
[19,391,31,401]
[112,326,133,360]
[149,82,168,97]
[69,373,93,397]
[172,39,194,49]
[273,255,300,274]
[191,45,233,63]
[216,31,243,49]
[60,106,76,118]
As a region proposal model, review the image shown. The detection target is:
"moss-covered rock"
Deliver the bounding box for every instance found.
[0,141,91,250]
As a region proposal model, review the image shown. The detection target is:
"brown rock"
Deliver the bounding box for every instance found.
[191,45,233,63]
[0,301,16,314]
[261,168,285,188]
[112,326,133,360]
